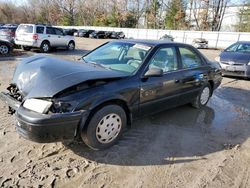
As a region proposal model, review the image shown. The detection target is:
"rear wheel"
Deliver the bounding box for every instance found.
[192,84,211,109]
[40,41,50,53]
[67,41,75,51]
[81,105,126,150]
[0,44,10,54]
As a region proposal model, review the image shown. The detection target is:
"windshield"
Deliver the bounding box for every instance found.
[225,43,250,53]
[82,42,152,74]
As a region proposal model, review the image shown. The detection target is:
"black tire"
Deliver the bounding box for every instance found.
[0,44,10,54]
[81,105,127,150]
[21,46,31,51]
[67,41,75,51]
[192,84,212,109]
[40,41,50,53]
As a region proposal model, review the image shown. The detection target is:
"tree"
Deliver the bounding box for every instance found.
[164,0,187,30]
[237,1,250,32]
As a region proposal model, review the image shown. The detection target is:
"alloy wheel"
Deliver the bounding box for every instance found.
[0,45,9,54]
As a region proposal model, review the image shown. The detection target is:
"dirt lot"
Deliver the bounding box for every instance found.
[0,38,250,188]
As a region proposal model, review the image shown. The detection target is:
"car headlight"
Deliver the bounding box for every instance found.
[215,56,220,62]
[248,61,250,65]
[23,98,52,114]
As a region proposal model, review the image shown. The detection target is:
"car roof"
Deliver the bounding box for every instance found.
[115,39,183,47]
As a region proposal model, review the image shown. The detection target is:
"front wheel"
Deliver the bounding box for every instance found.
[192,84,211,109]
[81,105,127,150]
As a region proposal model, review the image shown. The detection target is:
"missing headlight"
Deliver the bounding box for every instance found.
[50,101,72,113]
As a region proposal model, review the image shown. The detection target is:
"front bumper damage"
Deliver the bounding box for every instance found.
[0,92,87,143]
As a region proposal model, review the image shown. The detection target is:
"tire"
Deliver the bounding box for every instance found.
[192,84,211,109]
[21,46,31,51]
[40,41,50,53]
[0,44,10,54]
[81,105,127,150]
[67,41,75,51]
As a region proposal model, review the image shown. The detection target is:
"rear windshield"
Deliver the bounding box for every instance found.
[17,25,34,33]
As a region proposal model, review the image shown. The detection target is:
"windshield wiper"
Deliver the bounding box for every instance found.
[89,61,108,69]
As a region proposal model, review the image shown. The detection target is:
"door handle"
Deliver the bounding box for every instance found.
[48,35,50,37]
[58,36,61,38]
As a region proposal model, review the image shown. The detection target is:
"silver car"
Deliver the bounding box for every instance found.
[15,24,75,53]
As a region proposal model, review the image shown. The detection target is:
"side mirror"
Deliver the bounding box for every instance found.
[144,68,163,78]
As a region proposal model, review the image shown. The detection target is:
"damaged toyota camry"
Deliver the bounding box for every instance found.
[0,40,222,150]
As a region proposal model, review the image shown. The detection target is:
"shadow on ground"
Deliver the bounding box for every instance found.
[65,87,250,166]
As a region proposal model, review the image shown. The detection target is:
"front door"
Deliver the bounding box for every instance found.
[140,46,184,115]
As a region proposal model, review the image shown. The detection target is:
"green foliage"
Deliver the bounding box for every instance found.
[237,3,250,32]
[164,0,187,30]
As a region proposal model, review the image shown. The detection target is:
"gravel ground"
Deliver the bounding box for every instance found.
[0,38,250,188]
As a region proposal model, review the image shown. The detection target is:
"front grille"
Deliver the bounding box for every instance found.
[220,61,245,66]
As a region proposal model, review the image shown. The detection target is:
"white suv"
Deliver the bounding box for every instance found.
[15,24,75,53]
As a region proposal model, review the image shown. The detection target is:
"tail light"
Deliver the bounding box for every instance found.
[32,34,38,40]
[8,31,15,37]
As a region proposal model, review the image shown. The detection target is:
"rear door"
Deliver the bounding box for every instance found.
[45,27,58,46]
[140,45,184,115]
[177,46,210,103]
[54,28,67,47]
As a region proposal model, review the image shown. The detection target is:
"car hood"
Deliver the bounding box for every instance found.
[12,55,127,99]
[220,51,250,64]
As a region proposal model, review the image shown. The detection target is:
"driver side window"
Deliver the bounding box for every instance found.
[148,47,178,73]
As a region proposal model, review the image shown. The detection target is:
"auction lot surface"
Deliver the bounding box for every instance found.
[0,38,250,188]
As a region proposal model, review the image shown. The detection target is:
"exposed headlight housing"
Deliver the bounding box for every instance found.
[215,56,220,62]
[23,98,52,114]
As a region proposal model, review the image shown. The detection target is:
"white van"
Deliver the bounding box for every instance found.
[15,24,75,52]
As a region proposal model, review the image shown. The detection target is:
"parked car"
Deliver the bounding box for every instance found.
[160,34,174,41]
[110,31,125,39]
[192,38,208,49]
[15,24,75,53]
[0,26,17,44]
[74,29,83,37]
[74,29,95,38]
[89,31,106,39]
[0,39,13,55]
[0,40,222,150]
[105,31,113,38]
[63,28,78,36]
[215,41,250,78]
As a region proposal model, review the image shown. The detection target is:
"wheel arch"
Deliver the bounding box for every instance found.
[41,40,50,45]
[68,40,75,45]
[77,98,132,138]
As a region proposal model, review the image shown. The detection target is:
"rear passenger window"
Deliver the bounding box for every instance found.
[179,47,202,69]
[46,27,55,35]
[36,27,44,34]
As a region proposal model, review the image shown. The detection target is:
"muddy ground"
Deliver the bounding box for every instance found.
[0,38,250,188]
